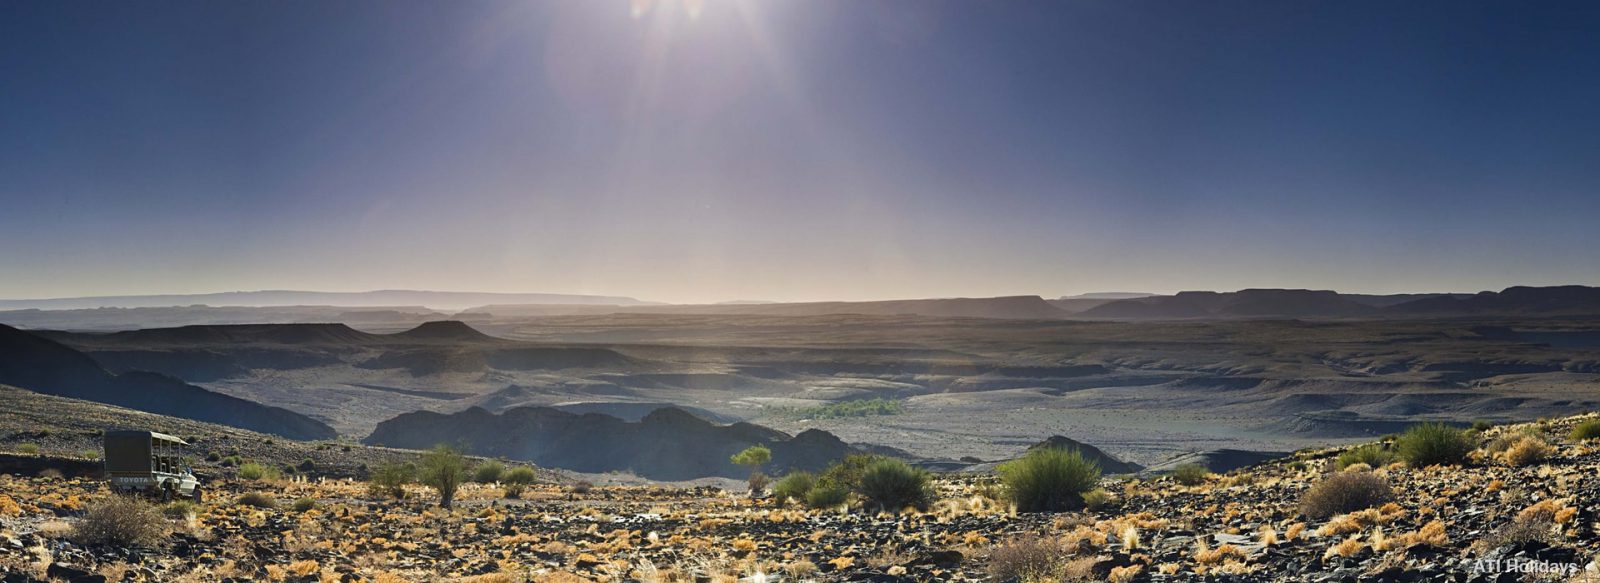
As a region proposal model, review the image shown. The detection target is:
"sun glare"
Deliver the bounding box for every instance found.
[633,0,708,20]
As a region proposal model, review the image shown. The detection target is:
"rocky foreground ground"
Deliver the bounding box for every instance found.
[2,414,1599,582]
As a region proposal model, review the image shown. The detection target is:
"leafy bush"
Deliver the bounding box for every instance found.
[17,443,39,455]
[502,466,536,498]
[236,492,278,509]
[804,483,850,509]
[204,451,222,462]
[857,459,933,512]
[1299,472,1394,519]
[238,462,279,481]
[1470,419,1495,432]
[418,445,469,509]
[816,454,884,493]
[1171,463,1210,486]
[998,447,1102,512]
[291,497,317,512]
[1570,419,1600,441]
[73,497,167,547]
[472,461,505,484]
[771,471,816,505]
[368,462,415,500]
[730,445,772,495]
[570,480,594,494]
[1395,423,1473,467]
[1335,445,1397,470]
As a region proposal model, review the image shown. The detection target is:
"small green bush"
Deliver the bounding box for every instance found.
[857,459,933,512]
[73,497,167,547]
[204,451,222,462]
[504,466,537,485]
[1335,444,1397,470]
[1299,472,1394,518]
[472,461,505,484]
[1470,419,1495,432]
[1395,423,1472,467]
[816,454,884,493]
[291,497,317,512]
[417,445,469,509]
[805,483,850,509]
[1570,419,1600,441]
[237,462,279,481]
[771,471,816,505]
[1170,463,1210,486]
[368,462,415,500]
[998,447,1102,512]
[236,492,278,509]
[570,480,594,494]
[17,443,40,455]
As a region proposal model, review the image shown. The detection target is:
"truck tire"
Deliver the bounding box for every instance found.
[191,486,203,503]
[160,483,174,502]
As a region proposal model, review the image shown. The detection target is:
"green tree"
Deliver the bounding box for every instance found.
[730,444,773,496]
[418,445,470,509]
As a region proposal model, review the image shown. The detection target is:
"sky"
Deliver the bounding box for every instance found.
[2,0,1598,304]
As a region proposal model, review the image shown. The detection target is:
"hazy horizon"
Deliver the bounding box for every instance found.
[4,1,1599,304]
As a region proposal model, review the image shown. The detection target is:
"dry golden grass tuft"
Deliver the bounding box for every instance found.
[1193,540,1247,565]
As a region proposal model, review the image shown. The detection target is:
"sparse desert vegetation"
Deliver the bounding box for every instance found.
[1,412,1599,581]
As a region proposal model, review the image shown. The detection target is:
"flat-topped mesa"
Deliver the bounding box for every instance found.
[391,320,500,342]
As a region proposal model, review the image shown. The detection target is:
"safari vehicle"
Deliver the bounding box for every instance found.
[104,430,202,501]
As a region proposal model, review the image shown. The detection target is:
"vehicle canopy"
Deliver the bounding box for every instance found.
[104,430,189,475]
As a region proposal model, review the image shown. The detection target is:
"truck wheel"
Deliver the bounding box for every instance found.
[191,487,203,503]
[160,484,173,502]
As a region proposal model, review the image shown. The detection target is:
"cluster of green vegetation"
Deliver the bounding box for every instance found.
[998,447,1103,512]
[1170,463,1210,486]
[773,397,904,419]
[237,462,280,481]
[766,454,933,512]
[1335,444,1398,470]
[1571,419,1600,441]
[1395,422,1473,467]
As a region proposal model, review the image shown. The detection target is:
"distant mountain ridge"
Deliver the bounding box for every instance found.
[0,290,654,311]
[1072,287,1599,320]
[365,406,858,480]
[0,324,337,440]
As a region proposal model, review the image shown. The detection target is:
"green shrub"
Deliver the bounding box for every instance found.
[857,459,933,512]
[472,461,505,484]
[504,466,537,485]
[1170,463,1210,486]
[204,451,222,462]
[1335,444,1397,470]
[998,447,1102,512]
[1395,423,1472,467]
[816,454,884,493]
[805,483,850,509]
[418,445,469,509]
[570,480,594,494]
[73,497,167,547]
[236,492,278,509]
[730,445,773,496]
[291,497,317,512]
[771,471,816,505]
[1299,472,1394,519]
[237,462,279,481]
[17,443,40,455]
[1570,419,1600,441]
[368,462,415,500]
[161,500,200,520]
[1471,419,1495,432]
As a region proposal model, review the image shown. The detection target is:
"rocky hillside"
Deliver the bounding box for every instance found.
[0,324,336,440]
[365,406,857,480]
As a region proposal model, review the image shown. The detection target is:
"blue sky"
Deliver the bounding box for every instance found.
[2,0,1598,303]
